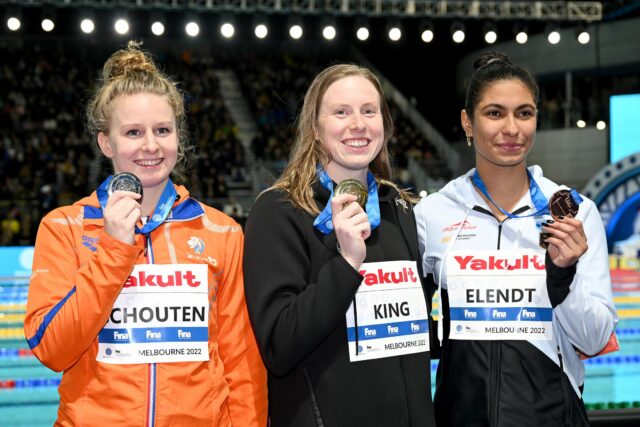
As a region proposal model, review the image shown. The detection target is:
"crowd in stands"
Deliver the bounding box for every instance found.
[235,53,446,192]
[4,40,633,246]
[0,41,247,245]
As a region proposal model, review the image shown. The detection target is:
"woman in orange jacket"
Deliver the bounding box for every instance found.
[24,41,267,426]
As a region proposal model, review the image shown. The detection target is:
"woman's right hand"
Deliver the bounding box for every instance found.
[103,191,142,245]
[331,194,371,270]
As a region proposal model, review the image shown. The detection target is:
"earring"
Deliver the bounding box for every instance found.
[466,135,472,147]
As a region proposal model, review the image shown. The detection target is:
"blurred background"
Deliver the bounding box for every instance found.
[0,0,639,425]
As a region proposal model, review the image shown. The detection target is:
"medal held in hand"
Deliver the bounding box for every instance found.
[108,172,143,200]
[549,189,579,220]
[334,179,368,208]
[540,190,581,249]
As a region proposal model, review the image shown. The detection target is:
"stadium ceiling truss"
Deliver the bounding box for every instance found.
[17,1,603,22]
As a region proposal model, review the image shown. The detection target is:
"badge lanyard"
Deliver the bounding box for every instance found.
[313,167,381,235]
[471,169,584,221]
[97,176,176,235]
[471,169,550,219]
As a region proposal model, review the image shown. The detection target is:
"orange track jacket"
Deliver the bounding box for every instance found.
[24,185,267,426]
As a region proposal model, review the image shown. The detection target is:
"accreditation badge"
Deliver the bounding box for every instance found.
[97,264,210,364]
[446,249,553,341]
[346,260,429,362]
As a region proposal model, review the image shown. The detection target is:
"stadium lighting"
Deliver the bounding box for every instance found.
[254,23,268,39]
[322,25,336,41]
[514,23,528,44]
[451,22,465,43]
[41,18,55,32]
[7,17,21,31]
[596,120,606,130]
[355,18,370,41]
[186,21,200,37]
[386,19,402,42]
[422,29,434,43]
[114,18,129,35]
[221,22,235,38]
[289,24,303,40]
[577,120,586,128]
[80,18,95,34]
[388,27,401,41]
[577,30,590,44]
[547,26,561,44]
[151,21,165,36]
[516,31,528,44]
[420,21,434,43]
[356,26,369,41]
[483,23,497,44]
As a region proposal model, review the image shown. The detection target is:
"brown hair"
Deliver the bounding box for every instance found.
[86,41,190,181]
[270,63,413,215]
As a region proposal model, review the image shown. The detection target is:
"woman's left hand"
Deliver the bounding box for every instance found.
[542,217,588,268]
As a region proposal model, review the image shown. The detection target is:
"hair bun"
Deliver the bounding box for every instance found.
[473,51,513,72]
[102,40,157,81]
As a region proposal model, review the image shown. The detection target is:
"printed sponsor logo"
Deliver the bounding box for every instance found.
[186,253,217,266]
[442,219,477,232]
[82,235,99,252]
[146,330,162,340]
[123,270,202,288]
[453,254,545,271]
[358,267,418,286]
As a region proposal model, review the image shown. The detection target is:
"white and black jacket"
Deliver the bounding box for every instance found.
[414,165,618,427]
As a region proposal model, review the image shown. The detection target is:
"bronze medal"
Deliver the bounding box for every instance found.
[108,172,143,199]
[549,189,579,220]
[334,179,368,208]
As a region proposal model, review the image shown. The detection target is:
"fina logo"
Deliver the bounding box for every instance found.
[105,348,112,356]
[188,236,205,254]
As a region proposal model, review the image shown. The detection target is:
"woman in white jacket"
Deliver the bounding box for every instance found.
[414,51,617,426]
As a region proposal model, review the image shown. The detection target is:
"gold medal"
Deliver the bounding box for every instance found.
[334,179,368,208]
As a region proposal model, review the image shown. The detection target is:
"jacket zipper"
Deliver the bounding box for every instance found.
[390,198,418,426]
[557,347,572,426]
[489,341,501,427]
[147,363,157,427]
[302,367,325,427]
[144,235,157,427]
[472,205,527,426]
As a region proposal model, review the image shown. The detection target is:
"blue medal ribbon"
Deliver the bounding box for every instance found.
[97,176,176,235]
[313,167,381,235]
[471,169,582,219]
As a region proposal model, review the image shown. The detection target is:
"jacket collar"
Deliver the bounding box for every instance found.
[76,184,202,223]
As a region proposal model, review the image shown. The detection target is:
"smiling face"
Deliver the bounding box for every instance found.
[315,75,385,183]
[463,79,537,171]
[98,93,178,193]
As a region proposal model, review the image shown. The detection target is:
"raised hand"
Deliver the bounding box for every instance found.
[542,217,588,268]
[103,191,142,245]
[331,193,371,270]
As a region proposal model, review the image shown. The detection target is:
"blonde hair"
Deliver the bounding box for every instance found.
[270,63,414,215]
[86,41,190,181]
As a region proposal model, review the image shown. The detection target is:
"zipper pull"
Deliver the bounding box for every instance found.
[557,345,564,369]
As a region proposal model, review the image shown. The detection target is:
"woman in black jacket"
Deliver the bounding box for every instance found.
[243,64,436,426]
